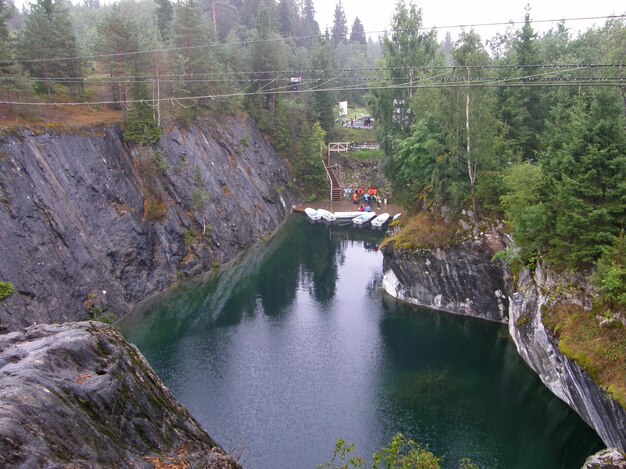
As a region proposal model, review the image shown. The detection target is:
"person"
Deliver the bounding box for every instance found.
[352,190,359,205]
[364,205,371,212]
[358,204,365,212]
[364,193,370,206]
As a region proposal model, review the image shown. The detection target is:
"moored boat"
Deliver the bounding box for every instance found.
[304,207,321,221]
[352,212,377,226]
[333,211,362,220]
[371,212,390,228]
[317,208,337,222]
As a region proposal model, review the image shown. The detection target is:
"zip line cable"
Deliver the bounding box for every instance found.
[1,64,622,85]
[3,14,624,65]
[1,75,623,106]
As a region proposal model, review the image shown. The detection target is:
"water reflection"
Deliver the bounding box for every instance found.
[120,215,603,469]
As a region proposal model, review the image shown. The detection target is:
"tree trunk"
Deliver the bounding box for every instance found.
[465,68,476,215]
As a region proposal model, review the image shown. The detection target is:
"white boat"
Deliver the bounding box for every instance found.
[304,207,321,221]
[352,212,377,226]
[333,211,362,220]
[317,208,337,222]
[371,212,390,228]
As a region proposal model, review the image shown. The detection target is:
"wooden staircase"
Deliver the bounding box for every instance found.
[324,163,342,201]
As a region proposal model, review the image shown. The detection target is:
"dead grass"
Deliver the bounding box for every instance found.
[543,302,626,409]
[381,212,459,251]
[0,104,122,132]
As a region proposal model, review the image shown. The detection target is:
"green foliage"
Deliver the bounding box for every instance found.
[372,433,440,469]
[592,232,626,309]
[308,37,337,136]
[18,0,83,98]
[295,121,328,199]
[500,162,552,265]
[0,281,14,301]
[319,434,479,469]
[88,305,114,324]
[183,227,196,247]
[124,101,161,146]
[317,438,365,469]
[191,189,210,211]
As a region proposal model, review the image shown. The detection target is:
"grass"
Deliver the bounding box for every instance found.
[332,126,375,143]
[542,302,626,409]
[380,212,460,251]
[0,281,13,301]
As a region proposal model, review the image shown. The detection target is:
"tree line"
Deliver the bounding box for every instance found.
[367,2,625,308]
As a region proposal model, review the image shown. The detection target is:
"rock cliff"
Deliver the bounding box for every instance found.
[382,239,626,454]
[0,117,297,332]
[382,238,509,323]
[0,321,241,468]
[509,266,626,451]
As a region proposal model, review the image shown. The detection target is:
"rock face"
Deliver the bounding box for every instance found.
[0,117,297,332]
[382,239,509,323]
[582,448,626,468]
[382,241,626,454]
[509,267,626,451]
[0,321,241,468]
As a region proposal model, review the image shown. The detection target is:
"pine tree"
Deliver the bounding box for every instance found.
[169,0,218,109]
[308,36,336,136]
[296,121,327,198]
[301,0,320,48]
[331,0,347,46]
[0,0,26,105]
[349,17,366,45]
[18,0,83,100]
[498,8,545,161]
[154,0,173,40]
[94,5,141,112]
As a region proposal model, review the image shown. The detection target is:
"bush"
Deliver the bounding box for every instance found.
[0,282,14,301]
[592,231,626,309]
[88,305,114,324]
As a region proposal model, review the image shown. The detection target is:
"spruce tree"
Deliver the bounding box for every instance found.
[154,0,173,40]
[331,0,347,46]
[349,17,366,45]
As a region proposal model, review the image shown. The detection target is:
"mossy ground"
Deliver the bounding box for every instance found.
[542,303,626,409]
[381,212,460,251]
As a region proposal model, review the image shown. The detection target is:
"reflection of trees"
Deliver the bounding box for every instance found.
[122,216,386,347]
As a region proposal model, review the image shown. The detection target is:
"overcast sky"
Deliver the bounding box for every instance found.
[314,0,625,41]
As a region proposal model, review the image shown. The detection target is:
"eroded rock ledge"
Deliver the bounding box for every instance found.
[0,321,241,468]
[382,238,509,323]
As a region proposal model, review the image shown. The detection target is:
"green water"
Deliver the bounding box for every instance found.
[120,216,603,468]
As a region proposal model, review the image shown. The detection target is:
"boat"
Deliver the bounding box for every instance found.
[371,212,390,228]
[352,212,377,226]
[333,211,362,220]
[317,208,337,222]
[304,207,321,221]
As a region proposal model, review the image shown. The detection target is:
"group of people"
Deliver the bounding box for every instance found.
[351,187,382,211]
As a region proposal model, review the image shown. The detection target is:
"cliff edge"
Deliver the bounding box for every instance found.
[0,321,241,468]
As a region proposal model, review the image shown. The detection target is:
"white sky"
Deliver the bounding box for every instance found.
[314,0,625,41]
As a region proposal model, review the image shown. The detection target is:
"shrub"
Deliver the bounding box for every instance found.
[88,305,114,324]
[144,196,167,221]
[0,282,14,301]
[381,212,459,251]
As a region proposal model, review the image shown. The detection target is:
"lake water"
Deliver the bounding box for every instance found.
[119,216,603,468]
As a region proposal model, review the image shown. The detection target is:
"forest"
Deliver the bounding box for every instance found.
[0,0,624,307]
